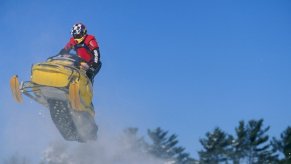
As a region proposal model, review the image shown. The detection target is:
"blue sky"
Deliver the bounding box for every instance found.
[0,0,291,160]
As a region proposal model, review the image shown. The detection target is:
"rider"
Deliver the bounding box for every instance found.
[59,23,101,83]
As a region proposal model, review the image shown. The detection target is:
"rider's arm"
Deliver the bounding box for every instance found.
[88,39,100,67]
[60,38,75,54]
[92,48,100,65]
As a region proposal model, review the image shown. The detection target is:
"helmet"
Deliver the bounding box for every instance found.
[71,23,87,43]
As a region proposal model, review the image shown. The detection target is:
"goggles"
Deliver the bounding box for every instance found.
[73,33,83,39]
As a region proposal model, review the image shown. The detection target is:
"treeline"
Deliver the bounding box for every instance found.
[125,119,291,164]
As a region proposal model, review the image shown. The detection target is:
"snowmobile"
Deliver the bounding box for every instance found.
[10,54,98,142]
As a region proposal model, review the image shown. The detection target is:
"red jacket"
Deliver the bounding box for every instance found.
[64,35,99,64]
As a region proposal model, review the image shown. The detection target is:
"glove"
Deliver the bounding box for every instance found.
[91,62,99,69]
[59,48,68,55]
[87,62,102,82]
[87,64,99,77]
[86,67,96,79]
[88,67,96,73]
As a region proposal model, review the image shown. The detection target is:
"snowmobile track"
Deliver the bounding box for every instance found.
[48,99,83,142]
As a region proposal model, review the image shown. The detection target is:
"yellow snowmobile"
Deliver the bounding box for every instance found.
[10,54,98,142]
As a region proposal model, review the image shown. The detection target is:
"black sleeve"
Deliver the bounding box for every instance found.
[92,48,101,64]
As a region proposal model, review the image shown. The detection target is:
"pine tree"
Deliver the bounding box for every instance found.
[198,127,233,164]
[232,119,278,164]
[147,127,196,164]
[123,127,148,153]
[230,121,248,164]
[272,126,291,164]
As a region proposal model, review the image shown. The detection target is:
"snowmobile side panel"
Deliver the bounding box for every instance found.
[69,82,81,111]
[68,81,95,116]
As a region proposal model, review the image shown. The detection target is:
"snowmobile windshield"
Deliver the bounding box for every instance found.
[47,54,84,68]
